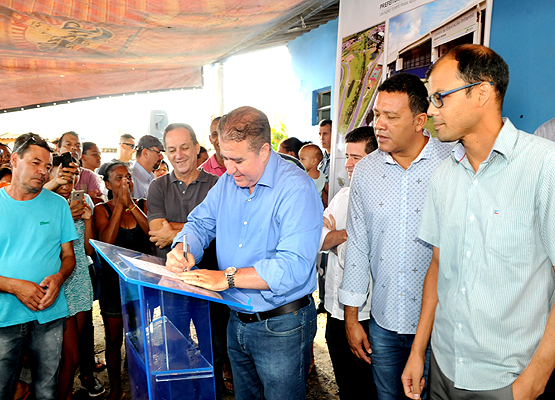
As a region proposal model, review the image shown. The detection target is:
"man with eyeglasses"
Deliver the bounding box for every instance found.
[132,135,165,199]
[0,133,78,399]
[338,73,452,400]
[402,44,555,400]
[97,133,136,177]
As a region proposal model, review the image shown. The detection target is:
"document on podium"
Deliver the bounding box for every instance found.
[119,254,177,279]
[90,239,252,310]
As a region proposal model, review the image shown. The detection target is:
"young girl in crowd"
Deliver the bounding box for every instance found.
[94,162,151,400]
[51,167,95,400]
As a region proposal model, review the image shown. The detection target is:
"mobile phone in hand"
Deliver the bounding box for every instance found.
[70,190,85,204]
[60,152,73,168]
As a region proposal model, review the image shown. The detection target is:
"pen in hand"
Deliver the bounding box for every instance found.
[183,235,188,272]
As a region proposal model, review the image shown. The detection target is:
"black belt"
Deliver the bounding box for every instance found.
[236,295,311,323]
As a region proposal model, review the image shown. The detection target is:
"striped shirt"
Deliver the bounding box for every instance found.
[338,132,452,334]
[418,118,555,390]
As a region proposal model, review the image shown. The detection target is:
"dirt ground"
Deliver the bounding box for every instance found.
[72,295,339,399]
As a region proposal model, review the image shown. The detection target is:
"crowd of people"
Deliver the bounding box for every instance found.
[2,43,555,400]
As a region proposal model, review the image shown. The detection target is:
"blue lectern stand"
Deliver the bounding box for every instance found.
[90,240,252,400]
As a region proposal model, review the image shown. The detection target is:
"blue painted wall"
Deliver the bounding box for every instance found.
[288,19,338,129]
[490,0,555,133]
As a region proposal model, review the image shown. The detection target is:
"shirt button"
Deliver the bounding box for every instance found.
[243,221,247,225]
[400,270,403,274]
[182,191,185,194]
[459,357,464,364]
[461,287,466,294]
[469,214,475,221]
[466,250,471,257]
[458,323,462,330]
[402,196,406,200]
[473,179,478,185]
[239,244,243,248]
[247,198,252,202]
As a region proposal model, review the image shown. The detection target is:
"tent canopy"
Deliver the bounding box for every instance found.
[0,0,338,112]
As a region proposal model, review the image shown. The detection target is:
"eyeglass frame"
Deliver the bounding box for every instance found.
[427,81,494,108]
[120,142,136,150]
[148,147,163,155]
[13,134,41,155]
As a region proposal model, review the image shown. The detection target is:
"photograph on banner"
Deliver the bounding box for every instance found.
[386,0,489,134]
[387,0,488,79]
[337,22,385,137]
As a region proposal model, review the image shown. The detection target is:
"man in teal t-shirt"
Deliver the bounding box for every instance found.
[0,133,77,400]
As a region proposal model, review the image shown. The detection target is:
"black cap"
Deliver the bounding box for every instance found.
[137,135,164,151]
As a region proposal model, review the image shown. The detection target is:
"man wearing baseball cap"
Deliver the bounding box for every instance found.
[132,135,165,199]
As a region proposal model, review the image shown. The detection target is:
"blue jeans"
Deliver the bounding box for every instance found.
[0,318,65,400]
[227,297,317,400]
[368,317,430,400]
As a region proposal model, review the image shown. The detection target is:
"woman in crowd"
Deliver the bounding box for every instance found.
[49,165,95,400]
[0,143,11,167]
[94,162,151,400]
[278,137,306,159]
[0,166,11,188]
[81,142,102,172]
[153,159,169,179]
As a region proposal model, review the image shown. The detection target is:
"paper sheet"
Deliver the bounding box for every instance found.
[119,254,177,279]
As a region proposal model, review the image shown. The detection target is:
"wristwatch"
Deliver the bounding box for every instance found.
[224,267,237,289]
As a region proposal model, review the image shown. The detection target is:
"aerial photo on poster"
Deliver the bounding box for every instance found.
[388,0,477,50]
[337,22,385,137]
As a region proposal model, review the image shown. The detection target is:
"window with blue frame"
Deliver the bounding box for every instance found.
[312,86,331,125]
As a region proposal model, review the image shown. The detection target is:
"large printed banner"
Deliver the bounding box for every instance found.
[0,0,312,111]
[331,0,489,196]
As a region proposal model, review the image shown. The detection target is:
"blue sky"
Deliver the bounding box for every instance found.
[388,0,476,54]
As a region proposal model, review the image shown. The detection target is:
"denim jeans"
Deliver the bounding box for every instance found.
[0,318,65,400]
[368,316,430,400]
[227,297,317,400]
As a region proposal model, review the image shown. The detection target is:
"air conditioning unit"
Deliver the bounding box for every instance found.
[149,110,168,139]
[396,58,403,72]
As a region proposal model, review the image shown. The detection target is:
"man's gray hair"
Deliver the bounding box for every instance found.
[163,123,198,146]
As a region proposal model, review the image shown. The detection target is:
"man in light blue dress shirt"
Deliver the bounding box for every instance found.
[402,44,555,400]
[165,106,323,400]
[338,73,452,400]
[131,134,164,199]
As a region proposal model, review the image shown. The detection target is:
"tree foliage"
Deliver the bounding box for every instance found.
[271,121,288,151]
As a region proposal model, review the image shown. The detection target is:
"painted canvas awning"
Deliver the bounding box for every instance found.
[0,0,336,112]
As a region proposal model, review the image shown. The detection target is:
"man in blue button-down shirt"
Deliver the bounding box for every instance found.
[338,73,452,400]
[166,106,323,400]
[402,44,555,400]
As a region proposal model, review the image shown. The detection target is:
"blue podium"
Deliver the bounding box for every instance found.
[90,240,252,400]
